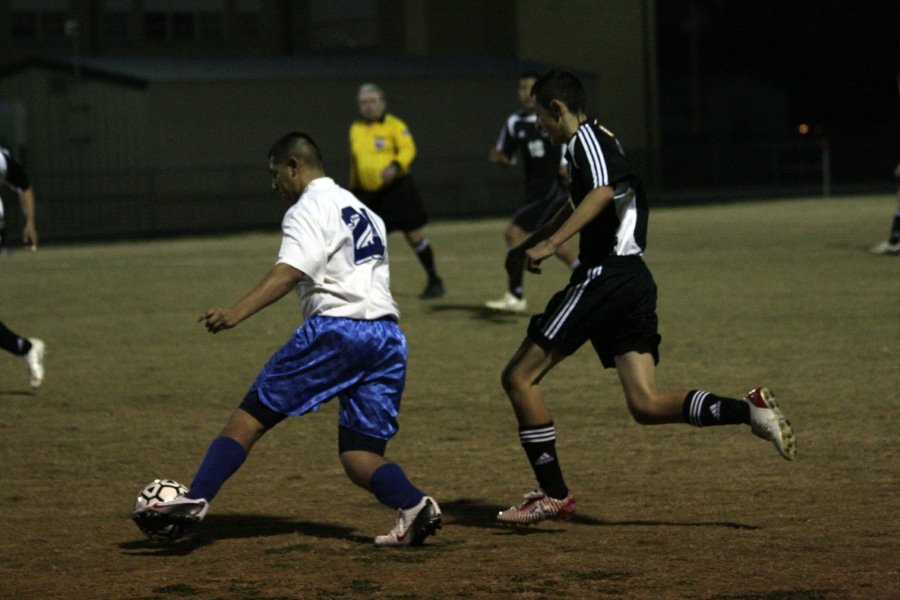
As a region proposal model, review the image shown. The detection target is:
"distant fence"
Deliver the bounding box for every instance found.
[659,138,831,198]
[10,156,525,241]
[5,137,886,243]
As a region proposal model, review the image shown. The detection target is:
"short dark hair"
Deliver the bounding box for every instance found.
[519,70,541,81]
[531,70,586,115]
[268,132,324,169]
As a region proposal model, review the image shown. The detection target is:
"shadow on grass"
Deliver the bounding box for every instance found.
[119,514,369,556]
[425,303,527,323]
[442,498,759,531]
[120,499,760,555]
[0,389,37,397]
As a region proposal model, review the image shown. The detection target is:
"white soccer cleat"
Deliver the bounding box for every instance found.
[869,240,900,255]
[485,291,528,314]
[24,338,45,389]
[375,496,442,547]
[497,489,575,525]
[744,387,796,461]
[134,494,210,523]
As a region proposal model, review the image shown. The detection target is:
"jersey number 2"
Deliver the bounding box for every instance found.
[341,207,386,264]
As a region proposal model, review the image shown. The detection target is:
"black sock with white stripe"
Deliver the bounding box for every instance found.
[519,422,569,499]
[508,270,524,299]
[890,209,900,244]
[0,321,31,356]
[682,390,750,427]
[413,238,439,281]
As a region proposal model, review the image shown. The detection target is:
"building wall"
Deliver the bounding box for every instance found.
[0,67,532,239]
[0,0,660,240]
[516,0,659,178]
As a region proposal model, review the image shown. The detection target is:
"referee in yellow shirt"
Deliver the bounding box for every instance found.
[350,83,444,299]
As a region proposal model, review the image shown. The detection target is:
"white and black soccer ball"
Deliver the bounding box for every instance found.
[133,479,191,542]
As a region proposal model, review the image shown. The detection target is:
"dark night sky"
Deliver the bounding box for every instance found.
[656,0,899,138]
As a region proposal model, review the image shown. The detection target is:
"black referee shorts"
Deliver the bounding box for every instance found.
[354,175,428,234]
[527,256,661,368]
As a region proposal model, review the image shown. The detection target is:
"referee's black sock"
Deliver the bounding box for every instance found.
[519,422,569,499]
[413,238,439,281]
[0,321,31,356]
[890,209,900,244]
[508,269,524,299]
[682,390,749,427]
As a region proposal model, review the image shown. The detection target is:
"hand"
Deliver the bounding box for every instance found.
[524,240,558,274]
[488,149,510,166]
[199,307,240,333]
[22,222,38,251]
[381,163,399,185]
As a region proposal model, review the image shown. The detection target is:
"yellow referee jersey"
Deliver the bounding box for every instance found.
[349,113,417,192]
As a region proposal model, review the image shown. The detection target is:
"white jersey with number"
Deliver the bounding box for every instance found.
[276,176,399,321]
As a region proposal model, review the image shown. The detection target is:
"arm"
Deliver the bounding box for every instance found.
[490,121,516,167]
[521,185,614,274]
[348,126,360,189]
[199,262,303,333]
[505,201,574,277]
[18,186,38,249]
[382,117,417,185]
[488,148,512,166]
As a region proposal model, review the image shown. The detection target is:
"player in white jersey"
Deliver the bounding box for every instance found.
[134,133,441,547]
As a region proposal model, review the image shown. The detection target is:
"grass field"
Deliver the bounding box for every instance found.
[1,195,898,600]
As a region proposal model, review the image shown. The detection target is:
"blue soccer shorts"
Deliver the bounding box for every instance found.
[247,315,407,440]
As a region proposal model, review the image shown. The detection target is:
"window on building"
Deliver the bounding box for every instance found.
[10,0,69,42]
[235,0,262,41]
[103,0,133,43]
[142,0,223,43]
[170,13,195,40]
[310,0,378,51]
[144,12,168,40]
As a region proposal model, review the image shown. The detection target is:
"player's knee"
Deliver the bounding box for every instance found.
[500,365,516,396]
[624,391,659,425]
[339,454,370,488]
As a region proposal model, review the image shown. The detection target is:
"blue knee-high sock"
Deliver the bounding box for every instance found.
[186,436,247,501]
[369,463,425,510]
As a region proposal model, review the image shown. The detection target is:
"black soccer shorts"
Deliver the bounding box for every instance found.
[527,256,661,368]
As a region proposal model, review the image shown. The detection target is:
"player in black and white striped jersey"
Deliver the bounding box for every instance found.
[485,71,579,314]
[496,71,796,525]
[0,145,44,389]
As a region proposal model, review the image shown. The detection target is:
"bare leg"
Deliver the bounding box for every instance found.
[614,351,687,424]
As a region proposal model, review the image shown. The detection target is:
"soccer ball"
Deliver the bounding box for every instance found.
[133,479,191,542]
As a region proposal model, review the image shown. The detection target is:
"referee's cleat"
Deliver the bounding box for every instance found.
[24,338,45,389]
[419,277,445,299]
[485,291,528,314]
[375,496,442,547]
[744,387,796,461]
[497,489,575,525]
[869,240,900,255]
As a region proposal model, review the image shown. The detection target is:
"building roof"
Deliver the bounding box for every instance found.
[0,54,555,88]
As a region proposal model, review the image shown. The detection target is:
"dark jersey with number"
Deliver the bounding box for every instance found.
[495,110,567,204]
[565,119,648,266]
[0,146,30,191]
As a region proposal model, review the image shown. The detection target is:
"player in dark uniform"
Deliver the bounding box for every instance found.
[869,161,900,255]
[495,71,796,525]
[486,71,579,314]
[0,145,44,389]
